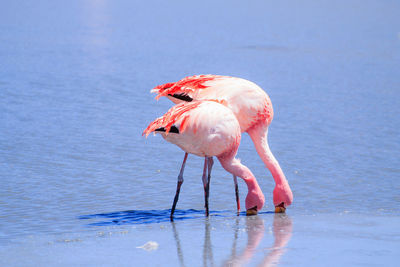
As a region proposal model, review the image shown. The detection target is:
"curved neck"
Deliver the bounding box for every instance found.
[219,157,259,190]
[248,125,288,186]
[217,155,265,210]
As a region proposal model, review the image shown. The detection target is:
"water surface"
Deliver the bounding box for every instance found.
[1,0,399,266]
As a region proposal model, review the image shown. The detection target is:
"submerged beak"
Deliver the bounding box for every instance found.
[246,206,258,216]
[275,202,286,213]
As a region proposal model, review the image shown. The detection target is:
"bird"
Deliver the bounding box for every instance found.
[151,75,293,213]
[143,100,265,219]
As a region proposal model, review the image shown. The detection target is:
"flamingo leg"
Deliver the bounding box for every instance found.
[202,157,209,216]
[201,157,214,217]
[206,157,214,216]
[170,153,188,221]
[233,175,240,215]
[207,157,214,186]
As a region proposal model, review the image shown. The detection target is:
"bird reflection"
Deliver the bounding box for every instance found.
[171,214,293,267]
[223,216,265,267]
[203,219,215,267]
[259,214,293,267]
[172,222,186,267]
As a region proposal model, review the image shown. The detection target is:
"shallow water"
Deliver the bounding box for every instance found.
[1,0,399,266]
[1,211,399,266]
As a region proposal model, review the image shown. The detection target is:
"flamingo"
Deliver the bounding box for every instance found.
[143,100,265,219]
[151,75,293,213]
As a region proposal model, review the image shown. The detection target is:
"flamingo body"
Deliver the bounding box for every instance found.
[151,75,293,210]
[145,100,240,158]
[152,75,273,132]
[143,101,265,213]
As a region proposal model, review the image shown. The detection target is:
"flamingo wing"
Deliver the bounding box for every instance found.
[142,101,202,137]
[151,74,225,100]
[143,99,229,137]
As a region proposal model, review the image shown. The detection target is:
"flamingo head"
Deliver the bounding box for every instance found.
[245,185,265,216]
[273,183,293,213]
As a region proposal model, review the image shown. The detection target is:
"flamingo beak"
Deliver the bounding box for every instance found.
[274,202,286,213]
[246,206,258,216]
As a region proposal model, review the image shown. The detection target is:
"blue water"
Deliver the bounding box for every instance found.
[80,209,245,226]
[1,0,399,266]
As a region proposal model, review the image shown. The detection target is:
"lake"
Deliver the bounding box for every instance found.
[1,0,399,266]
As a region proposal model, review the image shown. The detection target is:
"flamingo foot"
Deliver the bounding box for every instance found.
[246,206,258,216]
[274,202,286,213]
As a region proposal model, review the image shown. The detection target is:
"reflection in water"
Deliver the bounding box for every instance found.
[80,0,112,77]
[80,210,292,266]
[82,0,110,46]
[170,214,293,267]
[229,218,241,261]
[222,214,292,267]
[172,222,186,267]
[223,216,265,266]
[172,219,218,267]
[259,214,293,267]
[203,219,215,267]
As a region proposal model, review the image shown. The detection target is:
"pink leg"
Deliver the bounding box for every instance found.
[170,153,188,221]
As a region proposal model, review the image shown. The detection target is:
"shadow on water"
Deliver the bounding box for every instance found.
[79,210,292,266]
[79,209,274,226]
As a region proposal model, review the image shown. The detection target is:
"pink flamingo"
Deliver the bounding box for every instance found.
[143,100,265,219]
[151,75,293,213]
